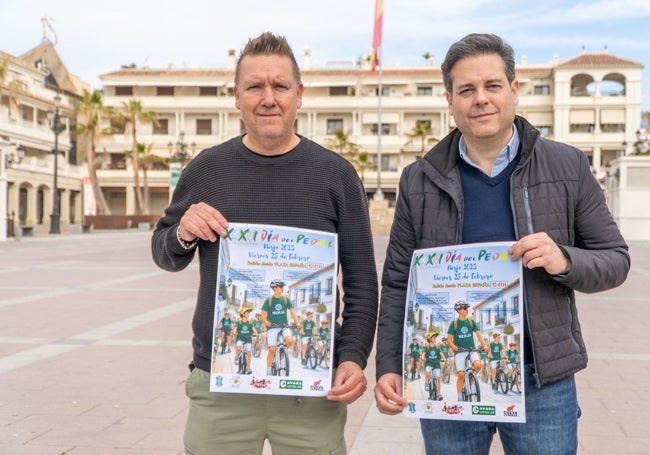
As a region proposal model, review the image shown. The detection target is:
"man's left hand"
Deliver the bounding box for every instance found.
[327,361,367,404]
[509,232,570,275]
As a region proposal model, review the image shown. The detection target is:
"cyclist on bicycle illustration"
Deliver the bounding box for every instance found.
[291,316,303,357]
[317,319,330,359]
[446,300,489,401]
[217,311,234,353]
[234,308,257,374]
[422,332,446,400]
[489,332,506,389]
[406,335,422,380]
[251,312,265,357]
[439,336,453,382]
[300,311,317,364]
[506,341,520,380]
[261,279,301,375]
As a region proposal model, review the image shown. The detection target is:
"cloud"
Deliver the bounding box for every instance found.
[1,0,648,108]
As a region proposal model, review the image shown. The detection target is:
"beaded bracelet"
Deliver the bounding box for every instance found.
[176,225,198,250]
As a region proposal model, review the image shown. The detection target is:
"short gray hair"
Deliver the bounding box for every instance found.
[235,32,301,86]
[441,33,515,92]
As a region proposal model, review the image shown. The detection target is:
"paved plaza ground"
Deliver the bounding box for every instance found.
[0,229,649,454]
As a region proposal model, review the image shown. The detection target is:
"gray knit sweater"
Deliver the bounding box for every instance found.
[151,135,378,373]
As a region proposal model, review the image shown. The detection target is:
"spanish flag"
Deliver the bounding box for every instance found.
[371,0,383,72]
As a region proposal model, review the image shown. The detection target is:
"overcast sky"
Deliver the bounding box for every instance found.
[2,0,649,110]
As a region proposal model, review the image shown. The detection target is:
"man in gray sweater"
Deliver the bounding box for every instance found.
[152,32,378,455]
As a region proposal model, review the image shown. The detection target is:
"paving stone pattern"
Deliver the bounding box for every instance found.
[0,229,648,454]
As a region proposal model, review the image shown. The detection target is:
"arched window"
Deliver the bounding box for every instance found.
[570,73,595,97]
[601,73,626,97]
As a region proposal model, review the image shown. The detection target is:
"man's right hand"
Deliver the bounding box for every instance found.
[374,373,408,415]
[179,202,229,242]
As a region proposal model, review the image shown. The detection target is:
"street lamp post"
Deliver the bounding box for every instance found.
[0,142,25,241]
[48,95,66,234]
[168,132,196,202]
[633,129,647,156]
[168,131,196,166]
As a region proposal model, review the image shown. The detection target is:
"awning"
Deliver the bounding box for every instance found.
[527,112,553,126]
[600,109,625,124]
[569,110,595,124]
[303,81,355,87]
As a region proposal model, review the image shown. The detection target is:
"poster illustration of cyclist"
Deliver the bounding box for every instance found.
[402,242,526,423]
[210,223,338,397]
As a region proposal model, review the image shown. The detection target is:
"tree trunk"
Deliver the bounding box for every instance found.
[143,167,150,215]
[131,129,144,215]
[87,140,111,215]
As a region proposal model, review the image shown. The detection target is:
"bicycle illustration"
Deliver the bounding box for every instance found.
[410,358,419,381]
[508,362,522,393]
[236,345,251,375]
[480,356,491,383]
[252,333,264,358]
[270,325,291,376]
[213,329,229,355]
[493,360,522,394]
[424,372,439,401]
[493,360,509,394]
[304,336,330,369]
[458,348,481,402]
[441,359,452,384]
[290,325,302,358]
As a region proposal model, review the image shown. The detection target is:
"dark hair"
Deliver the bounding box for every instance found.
[235,32,301,86]
[441,33,515,92]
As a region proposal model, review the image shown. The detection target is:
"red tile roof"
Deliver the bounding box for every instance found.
[558,52,644,69]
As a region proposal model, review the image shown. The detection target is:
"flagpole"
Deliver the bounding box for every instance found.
[374,44,384,201]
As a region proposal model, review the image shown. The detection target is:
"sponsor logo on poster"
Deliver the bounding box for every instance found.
[472,405,496,416]
[249,377,271,389]
[279,379,303,390]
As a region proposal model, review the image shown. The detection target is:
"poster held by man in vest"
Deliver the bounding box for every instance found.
[211,222,338,397]
[402,242,525,422]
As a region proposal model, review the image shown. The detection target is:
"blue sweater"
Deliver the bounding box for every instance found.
[459,154,520,244]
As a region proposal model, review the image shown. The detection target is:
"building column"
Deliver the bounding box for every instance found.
[220,112,228,141]
[26,186,38,226]
[218,112,224,142]
[353,112,361,137]
[440,112,448,136]
[592,146,602,172]
[74,190,82,224]
[125,183,136,215]
[309,111,316,138]
[7,182,18,220]
[59,188,70,224]
[174,111,181,136]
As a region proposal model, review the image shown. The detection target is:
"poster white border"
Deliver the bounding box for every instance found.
[402,242,526,422]
[210,223,338,397]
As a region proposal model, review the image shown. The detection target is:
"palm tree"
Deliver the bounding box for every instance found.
[404,122,439,156]
[348,150,376,183]
[326,129,359,155]
[0,58,8,85]
[119,99,158,214]
[422,52,434,65]
[73,89,113,215]
[0,60,28,119]
[136,142,166,214]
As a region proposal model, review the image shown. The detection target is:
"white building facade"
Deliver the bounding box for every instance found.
[1,43,646,238]
[1,41,86,233]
